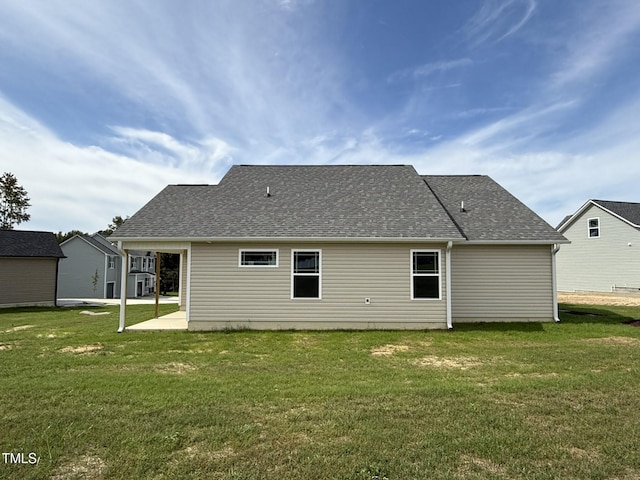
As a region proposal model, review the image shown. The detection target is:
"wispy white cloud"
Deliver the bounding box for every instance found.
[464,0,537,46]
[388,58,473,83]
[0,96,208,233]
[547,0,640,91]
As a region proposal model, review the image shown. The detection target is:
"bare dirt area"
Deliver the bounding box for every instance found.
[558,292,640,307]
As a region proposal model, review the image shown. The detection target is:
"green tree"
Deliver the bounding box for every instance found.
[100,215,128,236]
[56,230,87,244]
[0,172,31,230]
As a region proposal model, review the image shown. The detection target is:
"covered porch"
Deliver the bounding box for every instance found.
[115,241,190,333]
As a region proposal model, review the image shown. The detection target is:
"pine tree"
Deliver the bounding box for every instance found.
[0,172,31,230]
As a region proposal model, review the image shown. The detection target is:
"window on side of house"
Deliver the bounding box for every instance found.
[411,250,441,300]
[239,250,279,267]
[292,250,321,299]
[588,217,600,238]
[108,256,115,269]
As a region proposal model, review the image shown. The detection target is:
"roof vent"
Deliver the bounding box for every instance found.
[266,186,271,197]
[460,201,465,212]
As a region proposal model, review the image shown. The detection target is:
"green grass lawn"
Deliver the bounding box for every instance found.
[1,303,640,480]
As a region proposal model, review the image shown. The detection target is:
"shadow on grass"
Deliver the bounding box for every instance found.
[559,303,640,325]
[452,322,545,333]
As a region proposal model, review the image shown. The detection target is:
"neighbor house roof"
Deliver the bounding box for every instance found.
[0,230,65,258]
[61,233,121,256]
[110,165,565,244]
[557,199,640,231]
[423,175,568,243]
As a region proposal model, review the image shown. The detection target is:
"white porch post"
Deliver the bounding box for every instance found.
[118,247,129,333]
[552,244,561,322]
[446,241,453,330]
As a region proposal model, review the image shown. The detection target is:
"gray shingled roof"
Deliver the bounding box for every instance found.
[422,175,567,242]
[0,230,65,258]
[112,165,465,240]
[81,234,121,255]
[592,200,640,227]
[111,165,565,243]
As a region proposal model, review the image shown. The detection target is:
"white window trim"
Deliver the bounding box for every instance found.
[587,217,600,238]
[238,249,279,267]
[291,249,322,300]
[410,249,442,301]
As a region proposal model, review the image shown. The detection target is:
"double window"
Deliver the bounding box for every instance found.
[411,250,441,300]
[588,218,600,238]
[239,250,279,267]
[292,250,321,299]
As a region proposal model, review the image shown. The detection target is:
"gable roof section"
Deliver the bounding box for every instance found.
[557,199,640,232]
[61,234,121,256]
[423,175,568,243]
[0,230,65,258]
[112,165,465,241]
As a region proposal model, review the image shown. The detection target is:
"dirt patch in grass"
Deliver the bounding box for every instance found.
[0,343,13,351]
[505,372,560,379]
[559,291,640,306]
[155,362,198,374]
[370,344,410,356]
[51,454,107,480]
[59,344,105,355]
[3,324,35,333]
[412,355,482,370]
[457,454,508,477]
[582,336,640,346]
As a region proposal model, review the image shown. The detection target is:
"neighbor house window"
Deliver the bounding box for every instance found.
[240,250,279,267]
[292,250,321,299]
[411,250,441,300]
[108,257,115,269]
[588,217,600,238]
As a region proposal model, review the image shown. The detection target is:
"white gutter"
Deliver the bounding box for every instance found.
[446,241,453,330]
[551,244,561,322]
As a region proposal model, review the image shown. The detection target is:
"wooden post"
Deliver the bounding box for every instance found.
[155,252,161,318]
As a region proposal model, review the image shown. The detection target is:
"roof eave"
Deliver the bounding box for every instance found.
[111,235,465,244]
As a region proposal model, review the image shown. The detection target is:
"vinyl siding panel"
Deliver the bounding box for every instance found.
[557,205,640,292]
[189,242,447,330]
[0,258,58,307]
[451,245,554,322]
[58,238,107,298]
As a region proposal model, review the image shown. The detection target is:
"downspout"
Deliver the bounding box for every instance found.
[118,244,129,333]
[446,241,453,330]
[551,244,561,323]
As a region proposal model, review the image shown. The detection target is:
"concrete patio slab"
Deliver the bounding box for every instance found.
[126,310,187,331]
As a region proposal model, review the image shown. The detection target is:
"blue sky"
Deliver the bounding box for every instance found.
[1,0,639,233]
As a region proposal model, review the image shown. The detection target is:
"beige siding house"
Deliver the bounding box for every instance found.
[557,200,640,292]
[110,165,567,331]
[0,230,65,308]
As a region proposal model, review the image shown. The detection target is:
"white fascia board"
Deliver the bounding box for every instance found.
[113,236,463,244]
[462,239,571,245]
[557,200,594,232]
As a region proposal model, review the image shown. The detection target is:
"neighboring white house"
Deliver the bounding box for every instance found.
[110,164,568,331]
[556,199,640,293]
[58,233,156,299]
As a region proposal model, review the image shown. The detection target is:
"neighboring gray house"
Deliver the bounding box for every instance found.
[556,199,640,293]
[0,230,65,308]
[58,233,156,299]
[110,164,567,331]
